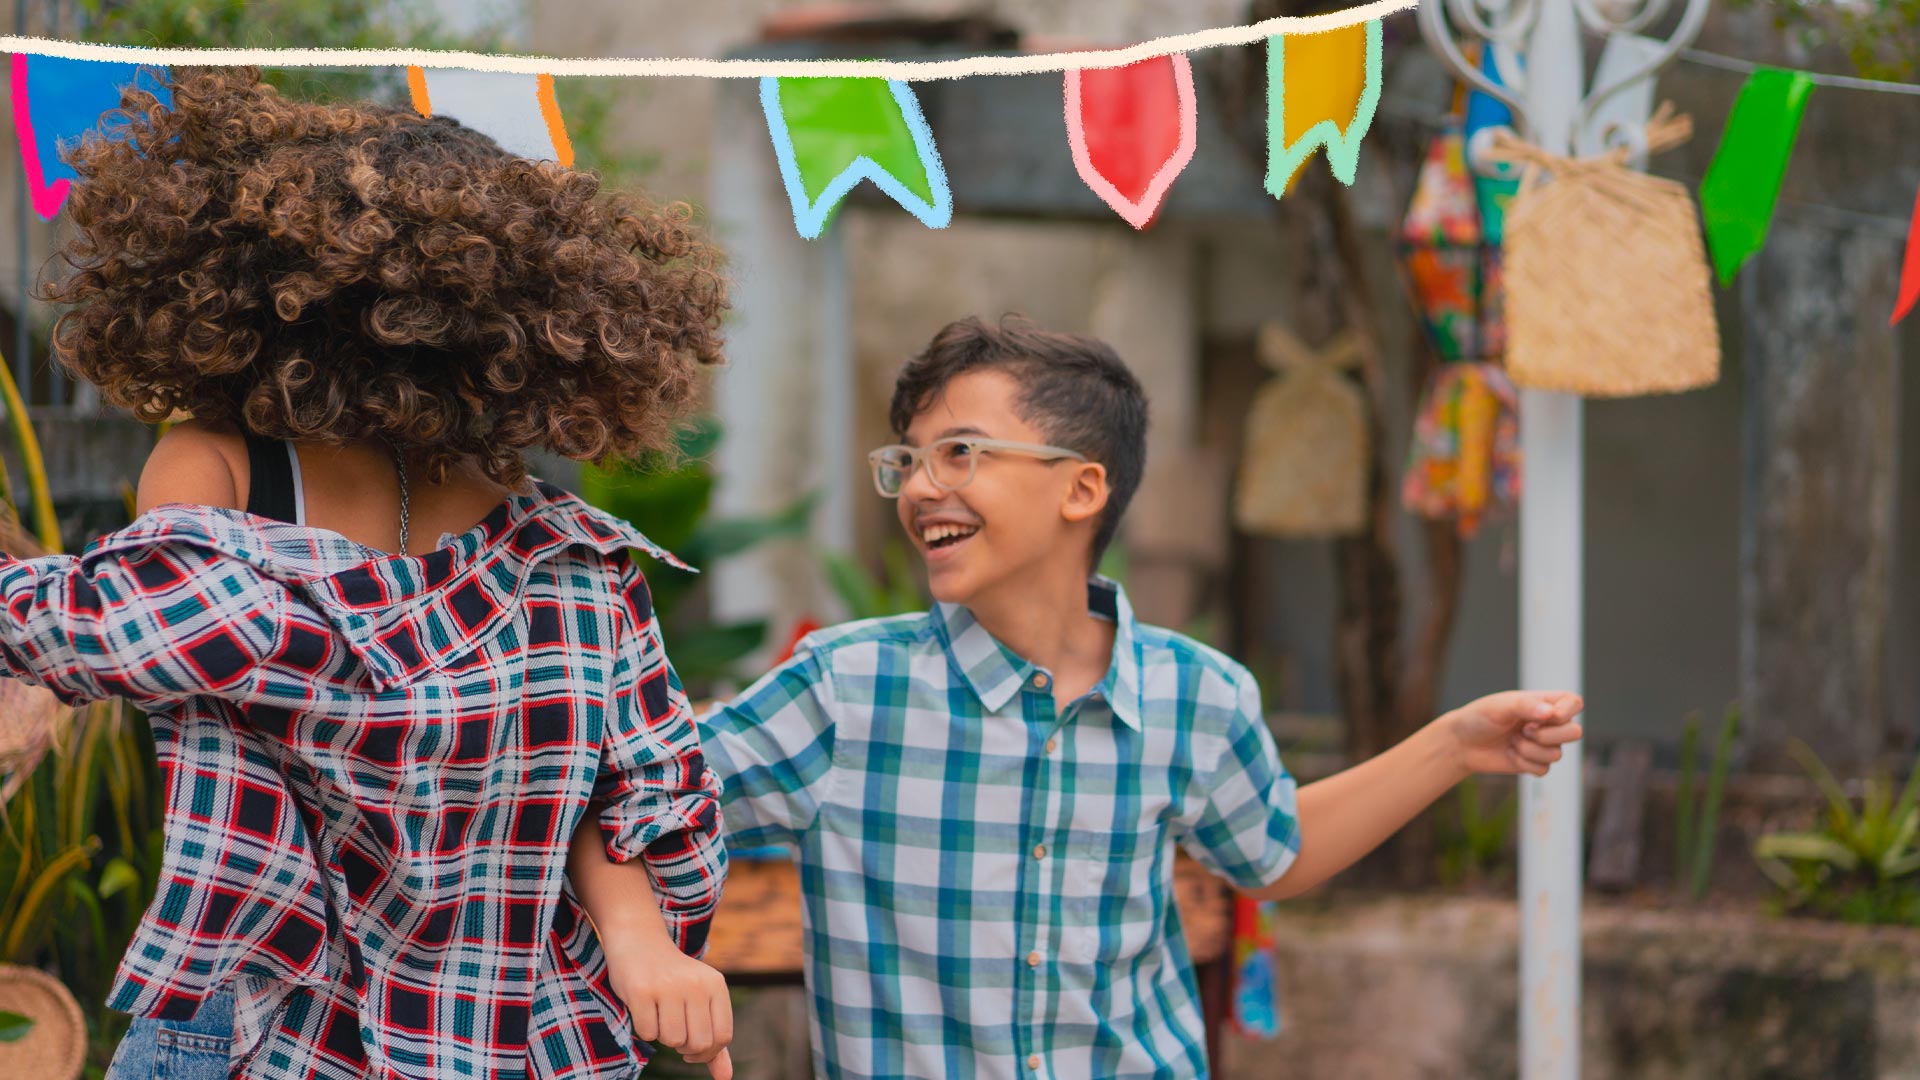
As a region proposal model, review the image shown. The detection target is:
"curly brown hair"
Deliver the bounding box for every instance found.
[38,66,728,487]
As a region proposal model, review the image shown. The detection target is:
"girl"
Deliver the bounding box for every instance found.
[1,67,733,1078]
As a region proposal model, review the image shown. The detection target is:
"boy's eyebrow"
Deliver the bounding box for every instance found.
[903,425,989,447]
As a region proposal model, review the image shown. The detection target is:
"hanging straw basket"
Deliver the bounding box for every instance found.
[0,965,87,1080]
[1494,104,1721,397]
[1234,325,1369,538]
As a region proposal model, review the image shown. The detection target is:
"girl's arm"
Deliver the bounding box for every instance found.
[568,818,733,1079]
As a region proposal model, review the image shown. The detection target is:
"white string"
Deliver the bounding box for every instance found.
[1678,46,1920,97]
[0,0,1415,79]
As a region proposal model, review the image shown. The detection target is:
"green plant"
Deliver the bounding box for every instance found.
[1434,775,1517,886]
[1674,702,1741,900]
[580,416,816,689]
[1728,0,1920,82]
[0,1010,33,1041]
[821,540,925,621]
[1754,739,1920,926]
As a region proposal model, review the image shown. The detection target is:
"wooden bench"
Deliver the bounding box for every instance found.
[704,852,1238,1075]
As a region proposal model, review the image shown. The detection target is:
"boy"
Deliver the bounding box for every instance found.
[575,316,1582,1078]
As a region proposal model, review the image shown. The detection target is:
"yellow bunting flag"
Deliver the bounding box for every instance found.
[1265,21,1383,197]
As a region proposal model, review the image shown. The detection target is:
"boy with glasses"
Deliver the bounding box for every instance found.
[573,315,1582,1079]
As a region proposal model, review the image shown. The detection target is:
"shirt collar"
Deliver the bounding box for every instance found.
[932,575,1143,730]
[86,480,690,692]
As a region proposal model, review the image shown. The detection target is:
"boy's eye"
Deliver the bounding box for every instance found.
[939,442,974,461]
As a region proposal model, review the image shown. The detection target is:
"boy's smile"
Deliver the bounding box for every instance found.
[894,370,1106,608]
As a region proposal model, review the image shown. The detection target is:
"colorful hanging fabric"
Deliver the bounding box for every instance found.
[406,67,573,166]
[1235,325,1370,538]
[10,55,171,219]
[761,76,952,240]
[1064,54,1197,229]
[1462,43,1519,246]
[1402,362,1521,539]
[1265,21,1383,197]
[1699,67,1813,285]
[1895,183,1920,326]
[1399,127,1490,362]
[1231,897,1283,1039]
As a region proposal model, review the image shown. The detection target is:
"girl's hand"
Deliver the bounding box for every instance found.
[606,939,735,1080]
[1444,690,1585,778]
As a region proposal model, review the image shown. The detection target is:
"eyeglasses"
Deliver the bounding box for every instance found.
[867,437,1087,498]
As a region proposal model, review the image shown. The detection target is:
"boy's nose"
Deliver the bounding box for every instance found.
[898,457,944,501]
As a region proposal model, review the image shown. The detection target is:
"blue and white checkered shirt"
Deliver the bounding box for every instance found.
[699,577,1300,1079]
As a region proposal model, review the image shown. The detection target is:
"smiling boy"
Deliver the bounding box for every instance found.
[573,315,1582,1079]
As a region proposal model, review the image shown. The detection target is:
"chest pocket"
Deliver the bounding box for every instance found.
[1063,817,1168,965]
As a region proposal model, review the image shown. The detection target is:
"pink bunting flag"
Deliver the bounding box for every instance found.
[1895,183,1920,326]
[1064,54,1197,229]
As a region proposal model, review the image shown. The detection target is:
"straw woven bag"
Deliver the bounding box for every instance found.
[0,964,87,1080]
[1494,104,1720,396]
[1234,325,1368,537]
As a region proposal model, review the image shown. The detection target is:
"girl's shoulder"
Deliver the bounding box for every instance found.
[135,418,247,516]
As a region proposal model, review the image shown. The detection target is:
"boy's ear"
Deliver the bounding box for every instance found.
[1060,461,1110,525]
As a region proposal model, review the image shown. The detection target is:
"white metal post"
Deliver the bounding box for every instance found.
[1418,0,1713,1073]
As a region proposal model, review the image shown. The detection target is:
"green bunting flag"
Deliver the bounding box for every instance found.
[760,77,952,240]
[1698,67,1813,286]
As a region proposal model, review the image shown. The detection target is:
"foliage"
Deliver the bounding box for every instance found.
[0,1009,33,1041]
[1728,0,1920,81]
[79,0,508,104]
[1434,775,1517,886]
[580,416,816,689]
[821,540,925,622]
[1754,739,1920,925]
[1674,702,1741,900]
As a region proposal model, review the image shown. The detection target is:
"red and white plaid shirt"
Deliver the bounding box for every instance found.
[0,481,726,1079]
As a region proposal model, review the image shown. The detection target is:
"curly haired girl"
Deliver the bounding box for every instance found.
[0,66,735,1079]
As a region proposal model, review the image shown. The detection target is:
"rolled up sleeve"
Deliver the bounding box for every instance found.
[594,563,727,958]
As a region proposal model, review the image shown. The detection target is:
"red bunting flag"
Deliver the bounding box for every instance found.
[1895,183,1920,326]
[1065,54,1197,229]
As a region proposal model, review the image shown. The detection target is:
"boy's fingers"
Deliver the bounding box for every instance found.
[708,1048,735,1080]
[1514,741,1562,767]
[1523,722,1583,747]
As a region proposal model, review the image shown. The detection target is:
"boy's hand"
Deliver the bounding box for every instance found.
[606,939,735,1079]
[1444,690,1585,778]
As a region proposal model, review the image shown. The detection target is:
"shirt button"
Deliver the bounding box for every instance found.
[1026,950,1042,967]
[1028,1054,1042,1070]
[1032,672,1050,689]
[1045,737,1059,754]
[1033,844,1047,859]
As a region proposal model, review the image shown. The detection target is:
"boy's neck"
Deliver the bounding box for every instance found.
[962,565,1116,707]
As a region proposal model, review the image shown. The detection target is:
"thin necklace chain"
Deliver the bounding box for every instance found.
[396,447,410,555]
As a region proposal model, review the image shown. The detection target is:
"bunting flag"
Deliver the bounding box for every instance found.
[10,55,171,219]
[1895,184,1920,326]
[1699,67,1813,286]
[1064,54,1197,230]
[405,67,573,166]
[760,77,952,240]
[1264,19,1383,196]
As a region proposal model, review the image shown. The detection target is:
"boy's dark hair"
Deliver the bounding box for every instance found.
[39,67,728,488]
[889,315,1148,565]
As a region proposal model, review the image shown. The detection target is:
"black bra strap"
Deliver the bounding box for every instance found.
[243,432,299,524]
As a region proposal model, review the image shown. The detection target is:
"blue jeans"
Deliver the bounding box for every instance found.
[104,989,235,1080]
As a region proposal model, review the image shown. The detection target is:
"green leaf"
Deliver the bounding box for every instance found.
[685,493,817,565]
[0,1010,33,1042]
[663,622,768,684]
[821,551,886,621]
[1754,832,1861,869]
[97,856,140,901]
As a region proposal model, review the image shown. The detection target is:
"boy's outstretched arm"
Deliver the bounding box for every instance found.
[1243,690,1584,901]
